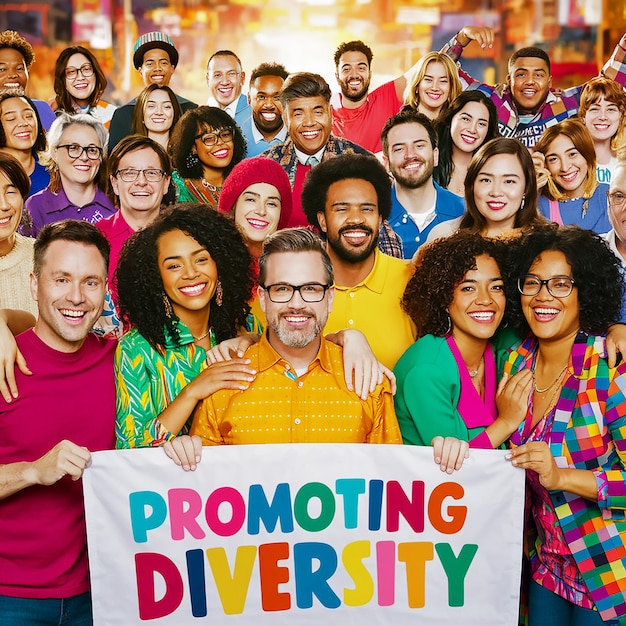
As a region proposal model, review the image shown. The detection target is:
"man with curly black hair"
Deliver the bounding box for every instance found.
[302,153,415,370]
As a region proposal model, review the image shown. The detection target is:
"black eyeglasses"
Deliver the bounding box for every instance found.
[115,168,166,183]
[518,275,576,298]
[261,283,332,303]
[57,144,102,160]
[194,127,234,147]
[65,64,94,80]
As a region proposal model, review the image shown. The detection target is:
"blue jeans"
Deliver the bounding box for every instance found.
[528,580,619,626]
[0,592,92,625]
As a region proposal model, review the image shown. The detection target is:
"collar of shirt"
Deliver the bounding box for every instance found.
[294,145,325,166]
[333,249,403,295]
[255,331,335,375]
[251,119,287,145]
[163,318,197,350]
[206,95,241,118]
[41,187,110,215]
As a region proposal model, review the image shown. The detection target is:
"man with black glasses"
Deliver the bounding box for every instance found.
[185,227,401,447]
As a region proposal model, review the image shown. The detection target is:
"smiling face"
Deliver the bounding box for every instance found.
[138,48,175,87]
[64,52,96,106]
[335,50,372,103]
[157,228,218,322]
[544,134,588,198]
[472,153,526,235]
[608,164,626,244]
[383,122,437,190]
[54,124,102,188]
[259,250,334,351]
[30,240,107,353]
[234,182,282,245]
[0,48,29,90]
[317,177,381,264]
[110,146,170,215]
[194,124,234,172]
[143,89,175,134]
[507,56,551,115]
[449,254,505,347]
[582,96,621,143]
[0,168,23,254]
[207,55,244,108]
[450,101,491,154]
[417,61,450,117]
[520,249,580,343]
[284,96,332,156]
[249,74,285,136]
[0,96,37,152]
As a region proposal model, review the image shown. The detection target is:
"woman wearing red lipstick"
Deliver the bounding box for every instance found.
[114,203,259,449]
[504,224,626,626]
[394,231,532,471]
[534,119,611,234]
[0,89,48,198]
[434,91,499,197]
[168,106,246,207]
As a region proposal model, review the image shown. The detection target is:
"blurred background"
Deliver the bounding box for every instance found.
[0,0,622,106]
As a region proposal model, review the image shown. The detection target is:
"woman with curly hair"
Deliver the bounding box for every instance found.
[394,231,532,466]
[578,76,626,185]
[433,90,499,197]
[51,45,117,129]
[0,89,49,197]
[168,106,246,206]
[114,203,259,449]
[533,118,611,234]
[402,52,462,121]
[503,225,626,625]
[130,84,182,151]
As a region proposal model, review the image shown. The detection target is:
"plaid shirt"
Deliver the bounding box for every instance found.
[505,331,626,622]
[443,34,626,148]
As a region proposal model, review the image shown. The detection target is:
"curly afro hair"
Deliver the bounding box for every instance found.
[505,223,624,336]
[0,30,35,67]
[115,203,254,349]
[402,231,507,338]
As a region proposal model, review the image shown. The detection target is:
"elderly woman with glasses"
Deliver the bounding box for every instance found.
[168,106,246,207]
[23,112,115,236]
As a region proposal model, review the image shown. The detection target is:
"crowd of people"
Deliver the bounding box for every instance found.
[1,22,626,626]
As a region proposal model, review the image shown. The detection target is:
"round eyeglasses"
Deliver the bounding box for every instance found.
[607,190,626,210]
[194,127,234,147]
[518,275,576,298]
[261,283,331,303]
[65,64,94,80]
[115,168,166,183]
[57,144,102,160]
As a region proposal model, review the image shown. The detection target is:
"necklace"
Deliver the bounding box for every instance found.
[533,364,568,393]
[201,178,218,191]
[467,356,483,378]
[193,327,215,344]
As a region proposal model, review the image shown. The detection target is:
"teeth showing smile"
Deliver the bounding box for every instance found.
[179,283,206,296]
[247,218,269,229]
[212,148,229,159]
[521,89,536,97]
[487,201,505,210]
[261,112,277,120]
[460,133,477,144]
[283,315,309,325]
[468,311,495,322]
[403,161,423,171]
[560,171,578,183]
[301,130,320,140]
[342,230,368,244]
[533,307,559,320]
[0,216,13,225]
[60,309,85,319]
[426,91,442,100]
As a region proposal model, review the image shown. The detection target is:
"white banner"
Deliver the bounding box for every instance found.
[83,444,525,625]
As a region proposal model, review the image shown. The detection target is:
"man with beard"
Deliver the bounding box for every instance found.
[302,154,415,370]
[382,110,464,259]
[238,62,289,157]
[188,227,401,446]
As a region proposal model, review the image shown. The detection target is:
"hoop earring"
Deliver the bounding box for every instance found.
[162,292,173,318]
[444,313,452,335]
[519,195,525,211]
[215,280,223,307]
[185,151,199,169]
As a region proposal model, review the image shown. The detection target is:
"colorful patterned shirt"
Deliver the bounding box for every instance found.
[190,333,401,445]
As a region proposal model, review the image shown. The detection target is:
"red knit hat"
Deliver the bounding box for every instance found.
[218,157,293,229]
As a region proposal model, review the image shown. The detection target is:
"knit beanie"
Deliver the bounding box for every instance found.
[218,157,293,229]
[133,32,179,69]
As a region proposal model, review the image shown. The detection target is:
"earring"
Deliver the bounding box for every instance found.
[185,151,199,169]
[162,292,173,318]
[444,312,452,335]
[215,280,223,307]
[520,195,525,211]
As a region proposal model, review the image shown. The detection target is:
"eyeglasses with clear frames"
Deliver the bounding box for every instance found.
[518,275,576,298]
[115,168,167,183]
[57,144,102,160]
[607,190,626,210]
[261,283,332,303]
[65,64,94,80]
[194,127,234,147]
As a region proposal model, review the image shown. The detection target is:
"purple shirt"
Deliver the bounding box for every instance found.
[25,187,116,237]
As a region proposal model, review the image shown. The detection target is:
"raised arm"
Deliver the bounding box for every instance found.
[0,309,35,402]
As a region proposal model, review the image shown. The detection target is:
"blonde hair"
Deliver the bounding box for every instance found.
[403,52,462,115]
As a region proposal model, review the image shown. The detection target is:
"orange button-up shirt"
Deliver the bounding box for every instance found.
[190,334,401,445]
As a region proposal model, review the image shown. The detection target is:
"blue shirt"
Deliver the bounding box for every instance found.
[239,113,287,157]
[388,182,465,259]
